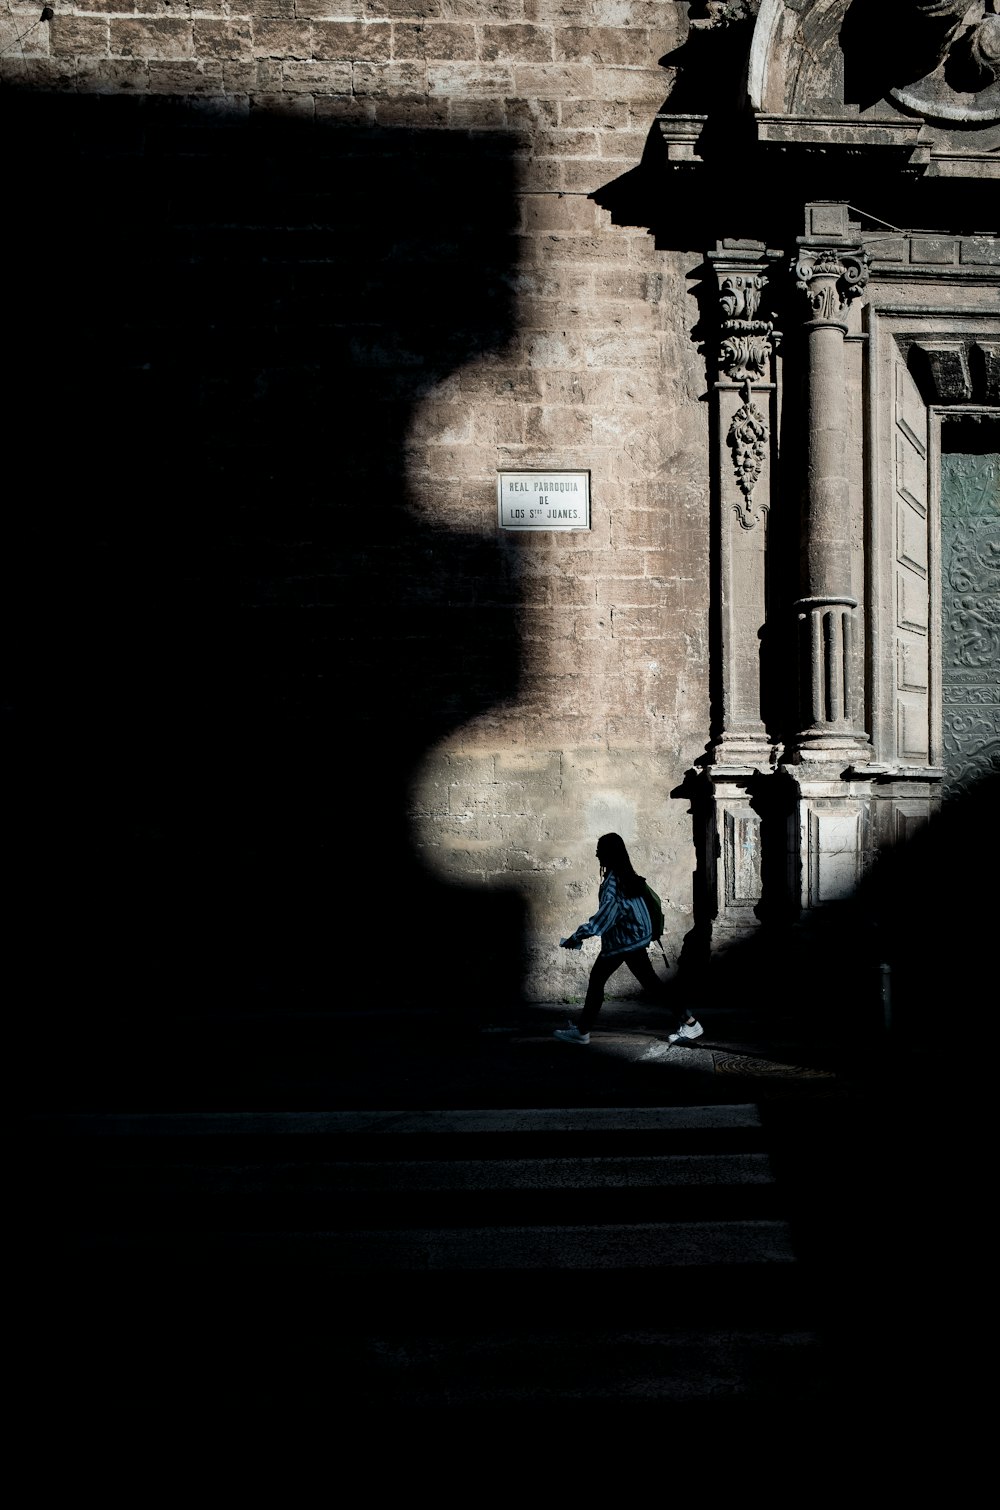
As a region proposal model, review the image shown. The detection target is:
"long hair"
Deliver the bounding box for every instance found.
[596,833,645,898]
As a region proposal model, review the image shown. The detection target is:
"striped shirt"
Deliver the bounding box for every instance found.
[566,871,654,959]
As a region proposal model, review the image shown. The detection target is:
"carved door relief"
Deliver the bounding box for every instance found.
[940,445,1000,797]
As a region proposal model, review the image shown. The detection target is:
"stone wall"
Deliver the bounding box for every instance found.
[4,2,712,1008]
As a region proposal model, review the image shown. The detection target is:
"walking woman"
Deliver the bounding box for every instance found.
[554,832,703,1046]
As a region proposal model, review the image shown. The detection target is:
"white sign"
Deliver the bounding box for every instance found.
[497,471,591,531]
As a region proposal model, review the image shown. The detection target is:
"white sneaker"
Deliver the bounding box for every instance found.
[667,1020,704,1044]
[553,1023,590,1045]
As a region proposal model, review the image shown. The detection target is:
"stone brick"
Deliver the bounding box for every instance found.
[75,57,151,92]
[514,157,563,191]
[448,99,507,127]
[559,157,613,192]
[314,93,376,119]
[869,238,908,263]
[353,59,427,94]
[910,237,957,264]
[538,370,615,405]
[520,292,590,329]
[193,22,253,60]
[592,268,655,300]
[408,402,475,445]
[110,19,194,59]
[312,19,391,58]
[50,17,109,57]
[459,367,543,400]
[243,0,294,13]
[593,63,665,101]
[281,57,352,89]
[556,26,650,65]
[441,0,525,16]
[597,571,666,605]
[599,128,648,159]
[175,1,236,13]
[255,57,284,86]
[533,128,600,158]
[374,96,449,125]
[249,89,316,114]
[524,405,593,445]
[363,0,442,16]
[426,842,506,876]
[0,15,43,55]
[294,0,364,14]
[521,331,588,368]
[295,0,364,12]
[605,715,656,746]
[510,267,592,300]
[481,24,552,62]
[252,19,312,57]
[148,58,225,91]
[513,62,594,95]
[426,60,513,95]
[524,232,633,265]
[2,55,73,85]
[560,97,631,129]
[960,237,1000,264]
[520,192,600,231]
[392,21,474,58]
[592,297,660,332]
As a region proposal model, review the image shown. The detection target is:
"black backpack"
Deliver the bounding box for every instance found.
[642,882,665,940]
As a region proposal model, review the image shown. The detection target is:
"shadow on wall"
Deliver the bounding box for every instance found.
[4,90,527,1086]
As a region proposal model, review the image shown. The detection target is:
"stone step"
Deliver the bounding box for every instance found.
[66,1217,799,1269]
[26,1100,866,1414]
[329,1326,829,1408]
[55,1150,777,1195]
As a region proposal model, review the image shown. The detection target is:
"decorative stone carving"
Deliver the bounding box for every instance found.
[792,247,871,325]
[727,381,770,527]
[888,0,1000,124]
[719,271,765,322]
[718,272,774,384]
[941,451,1000,797]
[691,0,761,30]
[719,330,773,380]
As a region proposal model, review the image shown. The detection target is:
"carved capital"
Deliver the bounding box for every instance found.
[792,247,871,323]
[716,270,774,380]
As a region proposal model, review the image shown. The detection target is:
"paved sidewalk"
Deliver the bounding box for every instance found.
[111,996,876,1113]
[33,991,921,1115]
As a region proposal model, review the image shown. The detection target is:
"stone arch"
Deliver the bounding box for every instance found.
[748,0,850,115]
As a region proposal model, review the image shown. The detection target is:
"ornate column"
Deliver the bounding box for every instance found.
[782,204,874,918]
[789,215,871,761]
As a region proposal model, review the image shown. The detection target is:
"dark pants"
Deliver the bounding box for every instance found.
[579,947,667,1034]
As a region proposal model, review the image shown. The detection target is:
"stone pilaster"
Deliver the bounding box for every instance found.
[696,244,782,950]
[705,243,779,771]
